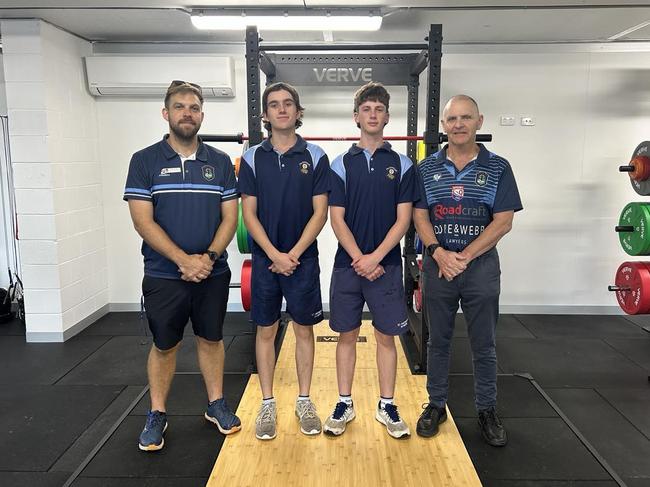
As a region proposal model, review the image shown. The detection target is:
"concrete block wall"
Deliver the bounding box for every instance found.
[1,20,108,341]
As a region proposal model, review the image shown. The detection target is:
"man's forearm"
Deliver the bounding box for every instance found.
[134,220,187,266]
[243,212,280,260]
[290,210,327,259]
[461,219,512,261]
[206,216,237,257]
[331,216,363,260]
[372,217,411,261]
[413,208,439,248]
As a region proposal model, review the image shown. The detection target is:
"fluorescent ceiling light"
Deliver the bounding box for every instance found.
[191,9,382,32]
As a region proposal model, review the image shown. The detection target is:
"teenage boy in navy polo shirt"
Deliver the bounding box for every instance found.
[238,82,330,440]
[323,82,415,439]
[414,95,522,446]
[124,81,241,451]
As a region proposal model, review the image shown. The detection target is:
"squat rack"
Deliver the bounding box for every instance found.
[203,24,499,373]
[241,24,442,373]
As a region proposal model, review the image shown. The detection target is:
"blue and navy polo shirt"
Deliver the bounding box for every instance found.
[330,142,417,268]
[123,135,239,279]
[237,135,330,259]
[415,144,522,252]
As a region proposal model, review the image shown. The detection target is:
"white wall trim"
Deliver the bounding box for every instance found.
[26,303,109,342]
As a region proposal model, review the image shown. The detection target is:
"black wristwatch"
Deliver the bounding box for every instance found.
[206,250,219,262]
[426,243,441,257]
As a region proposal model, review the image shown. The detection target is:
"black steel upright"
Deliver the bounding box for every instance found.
[401,25,443,373]
[246,26,264,146]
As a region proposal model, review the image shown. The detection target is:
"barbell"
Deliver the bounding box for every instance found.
[205,133,493,144]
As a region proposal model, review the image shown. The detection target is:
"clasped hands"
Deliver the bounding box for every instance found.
[178,254,213,282]
[434,249,470,281]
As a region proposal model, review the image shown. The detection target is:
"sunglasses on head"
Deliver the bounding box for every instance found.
[169,80,203,93]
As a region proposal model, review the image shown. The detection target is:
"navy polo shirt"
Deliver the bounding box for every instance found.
[237,135,330,259]
[123,135,239,279]
[330,142,416,268]
[415,144,522,252]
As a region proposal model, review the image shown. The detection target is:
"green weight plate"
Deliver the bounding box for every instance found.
[618,202,650,256]
[237,202,250,254]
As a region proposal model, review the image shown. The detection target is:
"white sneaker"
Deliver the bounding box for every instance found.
[323,401,356,436]
[375,401,410,439]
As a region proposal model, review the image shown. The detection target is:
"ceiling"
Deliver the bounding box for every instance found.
[0,2,649,45]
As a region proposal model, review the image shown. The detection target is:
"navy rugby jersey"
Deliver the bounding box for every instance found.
[237,135,330,259]
[123,135,239,279]
[330,142,416,268]
[415,144,522,252]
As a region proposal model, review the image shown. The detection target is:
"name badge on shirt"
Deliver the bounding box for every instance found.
[159,167,181,176]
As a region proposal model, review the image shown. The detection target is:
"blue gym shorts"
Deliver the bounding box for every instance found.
[329,264,409,336]
[251,255,324,327]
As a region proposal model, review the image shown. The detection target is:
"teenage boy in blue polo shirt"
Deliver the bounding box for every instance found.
[414,95,522,446]
[124,81,241,451]
[323,82,415,439]
[238,82,329,440]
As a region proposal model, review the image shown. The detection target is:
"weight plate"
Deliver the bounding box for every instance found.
[617,202,650,256]
[613,261,650,314]
[241,259,252,312]
[628,141,650,195]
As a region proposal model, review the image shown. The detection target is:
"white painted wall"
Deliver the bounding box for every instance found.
[0,54,11,290]
[93,45,650,313]
[1,20,107,340]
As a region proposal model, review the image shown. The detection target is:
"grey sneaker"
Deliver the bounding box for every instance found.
[323,401,356,436]
[375,401,410,439]
[295,399,322,435]
[255,401,277,440]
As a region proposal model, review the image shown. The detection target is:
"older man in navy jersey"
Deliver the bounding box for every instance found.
[414,95,522,446]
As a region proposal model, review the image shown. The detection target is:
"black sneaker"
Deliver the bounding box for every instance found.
[416,403,447,438]
[478,408,507,447]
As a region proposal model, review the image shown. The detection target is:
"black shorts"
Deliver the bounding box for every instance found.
[142,270,231,350]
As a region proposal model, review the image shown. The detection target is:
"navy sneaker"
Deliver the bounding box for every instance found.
[138,410,167,451]
[205,398,242,435]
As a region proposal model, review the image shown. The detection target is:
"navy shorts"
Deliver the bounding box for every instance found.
[251,255,324,327]
[329,264,408,336]
[142,270,230,350]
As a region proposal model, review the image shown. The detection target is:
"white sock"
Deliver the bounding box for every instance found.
[262,397,275,405]
[339,394,353,405]
[380,396,394,408]
[297,395,310,403]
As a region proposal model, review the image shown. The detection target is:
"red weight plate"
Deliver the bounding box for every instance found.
[614,261,650,314]
[241,259,252,312]
[414,288,422,312]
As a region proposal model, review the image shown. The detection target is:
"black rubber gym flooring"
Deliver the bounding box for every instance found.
[0,312,648,486]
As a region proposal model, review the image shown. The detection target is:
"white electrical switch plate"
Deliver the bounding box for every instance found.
[500,116,515,126]
[521,116,535,126]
